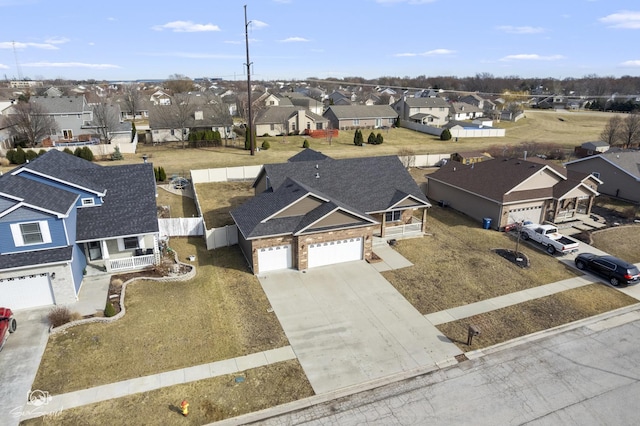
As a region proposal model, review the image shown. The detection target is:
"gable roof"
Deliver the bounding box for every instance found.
[401,97,449,108]
[288,148,330,162]
[565,150,640,180]
[31,96,88,113]
[1,150,158,241]
[323,105,397,119]
[428,158,567,203]
[233,154,429,239]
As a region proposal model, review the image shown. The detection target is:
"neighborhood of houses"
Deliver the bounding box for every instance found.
[0,79,639,310]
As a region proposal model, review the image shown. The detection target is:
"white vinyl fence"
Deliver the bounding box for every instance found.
[205,225,238,250]
[158,217,204,237]
[191,165,262,184]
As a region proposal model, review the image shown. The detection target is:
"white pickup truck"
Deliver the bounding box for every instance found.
[520,223,580,255]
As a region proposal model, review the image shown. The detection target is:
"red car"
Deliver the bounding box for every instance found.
[0,307,17,351]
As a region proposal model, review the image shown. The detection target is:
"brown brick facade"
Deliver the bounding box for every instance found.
[250,235,295,275]
[297,226,374,270]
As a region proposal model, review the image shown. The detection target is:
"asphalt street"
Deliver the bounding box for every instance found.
[251,310,640,426]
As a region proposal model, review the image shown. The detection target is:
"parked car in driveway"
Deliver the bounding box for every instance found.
[0,307,17,351]
[575,253,640,286]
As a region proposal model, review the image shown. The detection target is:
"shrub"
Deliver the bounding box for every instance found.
[158,166,167,182]
[0,157,9,167]
[111,146,124,160]
[261,140,271,150]
[5,149,16,164]
[440,129,452,141]
[80,146,94,161]
[38,149,47,157]
[13,147,26,164]
[63,148,74,155]
[367,132,376,144]
[353,129,363,146]
[131,122,137,142]
[48,306,76,327]
[154,167,160,181]
[25,149,38,162]
[104,301,116,317]
[74,147,83,157]
[262,133,270,137]
[376,133,384,145]
[302,139,310,148]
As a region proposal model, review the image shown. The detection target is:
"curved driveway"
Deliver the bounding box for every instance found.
[258,261,462,394]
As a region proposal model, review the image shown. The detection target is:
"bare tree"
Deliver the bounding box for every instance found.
[1,102,57,146]
[619,113,640,148]
[202,93,235,144]
[164,74,195,94]
[152,93,195,148]
[121,84,142,120]
[599,115,622,146]
[91,102,122,143]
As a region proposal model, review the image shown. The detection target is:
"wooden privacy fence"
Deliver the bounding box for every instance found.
[158,217,204,237]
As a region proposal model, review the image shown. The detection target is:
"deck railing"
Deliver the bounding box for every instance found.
[108,254,155,272]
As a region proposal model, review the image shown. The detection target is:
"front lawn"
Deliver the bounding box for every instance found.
[382,206,580,314]
[32,237,289,395]
[590,225,640,263]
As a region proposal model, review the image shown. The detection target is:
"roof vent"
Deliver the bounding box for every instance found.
[315,173,320,179]
[315,164,319,169]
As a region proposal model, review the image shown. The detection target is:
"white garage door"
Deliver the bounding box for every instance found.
[308,237,363,269]
[0,273,55,310]
[258,245,292,273]
[509,206,543,224]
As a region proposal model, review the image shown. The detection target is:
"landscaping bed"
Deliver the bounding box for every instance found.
[31,237,289,395]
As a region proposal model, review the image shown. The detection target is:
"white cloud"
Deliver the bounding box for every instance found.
[0,41,59,50]
[620,60,640,67]
[251,20,269,29]
[599,10,640,29]
[496,25,545,34]
[142,51,241,59]
[45,37,70,45]
[279,37,309,42]
[23,62,121,69]
[394,49,454,57]
[0,63,8,69]
[500,54,564,61]
[152,20,221,32]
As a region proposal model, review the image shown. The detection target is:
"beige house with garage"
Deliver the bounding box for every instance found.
[427,157,601,230]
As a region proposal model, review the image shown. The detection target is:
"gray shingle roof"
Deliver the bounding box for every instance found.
[232,153,429,238]
[428,158,567,203]
[0,246,73,269]
[31,96,87,113]
[403,97,449,108]
[288,148,330,162]
[0,173,78,216]
[323,105,397,119]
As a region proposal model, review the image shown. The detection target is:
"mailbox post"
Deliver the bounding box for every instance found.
[467,325,480,345]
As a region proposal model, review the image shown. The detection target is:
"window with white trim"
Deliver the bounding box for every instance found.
[81,198,95,206]
[353,119,360,125]
[21,223,44,244]
[10,221,52,246]
[591,172,600,179]
[385,211,402,222]
[62,129,73,139]
[123,237,139,250]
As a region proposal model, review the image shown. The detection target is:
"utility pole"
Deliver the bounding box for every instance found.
[244,5,254,156]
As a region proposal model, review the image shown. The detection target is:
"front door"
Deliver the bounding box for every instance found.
[88,241,102,260]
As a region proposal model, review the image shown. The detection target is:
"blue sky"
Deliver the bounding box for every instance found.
[1,0,639,82]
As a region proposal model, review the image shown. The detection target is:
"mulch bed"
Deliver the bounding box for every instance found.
[494,249,530,268]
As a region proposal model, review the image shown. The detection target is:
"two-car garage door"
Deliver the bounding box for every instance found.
[308,237,363,268]
[0,273,55,310]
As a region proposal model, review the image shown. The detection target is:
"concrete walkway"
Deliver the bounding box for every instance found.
[17,241,640,422]
[20,346,296,421]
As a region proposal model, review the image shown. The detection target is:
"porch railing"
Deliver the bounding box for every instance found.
[383,221,423,238]
[108,254,155,272]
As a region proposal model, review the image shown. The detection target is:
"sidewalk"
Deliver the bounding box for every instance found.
[19,242,640,422]
[20,346,296,421]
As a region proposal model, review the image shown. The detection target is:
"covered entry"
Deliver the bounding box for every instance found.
[308,237,363,268]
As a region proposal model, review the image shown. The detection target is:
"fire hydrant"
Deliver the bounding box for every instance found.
[180,400,189,417]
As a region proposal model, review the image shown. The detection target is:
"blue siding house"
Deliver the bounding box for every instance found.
[0,150,159,310]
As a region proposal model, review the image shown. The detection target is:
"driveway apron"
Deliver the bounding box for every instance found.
[0,308,50,425]
[258,261,461,394]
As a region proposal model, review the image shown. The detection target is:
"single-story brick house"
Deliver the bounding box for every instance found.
[231,149,430,274]
[427,157,601,230]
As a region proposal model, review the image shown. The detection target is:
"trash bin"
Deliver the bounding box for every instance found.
[482,217,492,229]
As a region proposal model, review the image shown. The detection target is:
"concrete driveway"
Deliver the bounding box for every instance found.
[258,261,462,394]
[0,308,50,425]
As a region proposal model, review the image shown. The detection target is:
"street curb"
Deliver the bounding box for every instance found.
[209,303,640,426]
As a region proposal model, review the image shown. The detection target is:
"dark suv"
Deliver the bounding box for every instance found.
[575,253,640,286]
